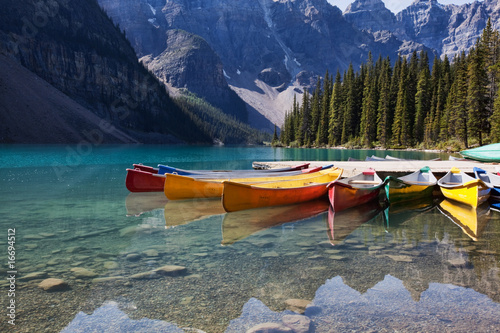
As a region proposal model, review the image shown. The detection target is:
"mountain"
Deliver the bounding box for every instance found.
[98,0,408,130]
[0,0,267,144]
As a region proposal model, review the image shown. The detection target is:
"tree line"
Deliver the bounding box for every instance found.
[279,20,500,150]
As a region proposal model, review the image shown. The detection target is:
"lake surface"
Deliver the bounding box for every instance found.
[1,145,499,333]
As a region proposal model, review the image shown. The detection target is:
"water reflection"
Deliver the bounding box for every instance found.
[164,198,225,228]
[326,201,384,245]
[221,199,330,245]
[438,199,492,241]
[125,192,167,216]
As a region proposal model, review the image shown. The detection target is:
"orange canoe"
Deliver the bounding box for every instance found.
[164,167,334,200]
[222,168,343,212]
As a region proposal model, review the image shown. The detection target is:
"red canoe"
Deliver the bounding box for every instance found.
[327,168,385,212]
[125,168,165,192]
[132,164,158,174]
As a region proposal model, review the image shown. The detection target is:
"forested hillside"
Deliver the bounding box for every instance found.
[280,20,500,151]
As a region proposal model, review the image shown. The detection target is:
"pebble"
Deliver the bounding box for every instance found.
[70,267,98,278]
[103,261,119,270]
[386,255,413,262]
[262,251,279,258]
[246,323,292,333]
[20,272,48,281]
[180,296,194,305]
[285,299,311,314]
[129,271,159,280]
[125,253,142,261]
[448,257,467,267]
[154,265,187,276]
[38,278,69,291]
[282,314,311,333]
[142,249,159,257]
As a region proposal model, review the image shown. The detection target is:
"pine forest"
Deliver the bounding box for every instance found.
[279,20,500,151]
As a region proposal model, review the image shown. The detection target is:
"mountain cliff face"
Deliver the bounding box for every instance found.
[99,0,406,128]
[344,0,399,33]
[0,0,214,143]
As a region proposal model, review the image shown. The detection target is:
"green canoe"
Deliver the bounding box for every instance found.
[460,143,500,162]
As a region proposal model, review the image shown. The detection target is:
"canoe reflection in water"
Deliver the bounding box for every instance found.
[326,201,384,245]
[383,196,440,230]
[125,192,168,216]
[164,198,225,228]
[438,199,491,241]
[221,198,330,245]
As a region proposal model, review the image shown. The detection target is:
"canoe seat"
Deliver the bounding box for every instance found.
[349,180,380,185]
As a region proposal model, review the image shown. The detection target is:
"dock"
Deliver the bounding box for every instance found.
[253,160,500,178]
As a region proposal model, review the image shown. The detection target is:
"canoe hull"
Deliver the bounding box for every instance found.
[164,168,338,200]
[460,143,500,162]
[439,180,490,208]
[385,179,435,204]
[222,170,342,212]
[328,182,382,212]
[126,168,165,192]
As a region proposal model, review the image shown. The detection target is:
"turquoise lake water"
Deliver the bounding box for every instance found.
[1,145,499,332]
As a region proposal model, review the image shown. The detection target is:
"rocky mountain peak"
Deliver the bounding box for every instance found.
[344,0,398,33]
[345,0,387,13]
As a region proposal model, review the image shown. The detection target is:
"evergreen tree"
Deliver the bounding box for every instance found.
[317,70,332,145]
[414,61,431,143]
[328,70,343,146]
[467,46,489,146]
[392,57,411,146]
[341,64,356,143]
[377,57,392,147]
[360,53,377,146]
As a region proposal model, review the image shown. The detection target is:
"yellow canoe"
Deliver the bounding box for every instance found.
[164,167,339,200]
[438,199,491,241]
[438,167,491,208]
[222,168,343,212]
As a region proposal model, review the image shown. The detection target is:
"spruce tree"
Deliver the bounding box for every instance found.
[328,71,343,146]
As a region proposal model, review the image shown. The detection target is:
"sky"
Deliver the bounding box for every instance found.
[328,0,479,13]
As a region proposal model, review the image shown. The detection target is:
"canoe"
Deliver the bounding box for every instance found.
[164,166,339,200]
[222,168,343,212]
[327,168,385,212]
[473,167,500,201]
[132,164,158,173]
[127,164,324,192]
[326,201,383,245]
[437,167,491,208]
[221,198,330,245]
[125,168,166,192]
[157,163,311,176]
[460,143,500,162]
[365,155,386,161]
[159,165,326,179]
[438,199,491,241]
[384,166,437,204]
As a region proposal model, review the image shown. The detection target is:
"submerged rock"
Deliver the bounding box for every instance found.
[282,314,311,333]
[70,267,98,278]
[20,271,48,281]
[246,323,292,333]
[38,278,69,291]
[284,299,311,314]
[154,265,187,276]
